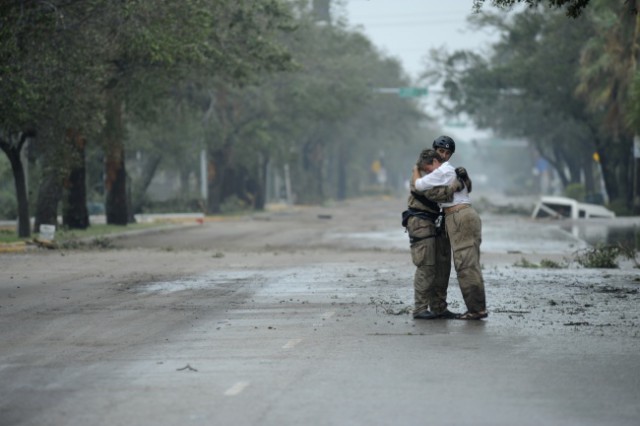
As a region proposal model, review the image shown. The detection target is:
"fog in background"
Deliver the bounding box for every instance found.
[339,0,539,199]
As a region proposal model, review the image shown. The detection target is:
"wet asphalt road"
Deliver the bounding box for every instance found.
[1,197,639,426]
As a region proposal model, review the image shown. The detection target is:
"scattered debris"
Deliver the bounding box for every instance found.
[369,297,412,315]
[513,257,566,269]
[31,238,57,249]
[176,364,198,372]
[594,286,638,295]
[564,321,590,326]
[493,309,531,314]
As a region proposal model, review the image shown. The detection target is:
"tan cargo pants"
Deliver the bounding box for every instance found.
[407,215,451,314]
[445,205,486,313]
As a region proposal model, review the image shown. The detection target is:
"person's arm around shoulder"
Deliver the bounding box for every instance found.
[415,166,452,191]
[422,165,472,201]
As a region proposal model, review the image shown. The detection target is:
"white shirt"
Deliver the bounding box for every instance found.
[414,162,471,208]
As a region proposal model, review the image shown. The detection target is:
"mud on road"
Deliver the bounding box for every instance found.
[1,196,639,426]
[110,196,640,339]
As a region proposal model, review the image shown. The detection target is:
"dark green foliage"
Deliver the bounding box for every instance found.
[574,244,620,268]
[472,0,592,18]
[1,0,444,229]
[427,4,637,213]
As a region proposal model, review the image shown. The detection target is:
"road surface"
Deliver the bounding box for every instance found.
[1,196,639,426]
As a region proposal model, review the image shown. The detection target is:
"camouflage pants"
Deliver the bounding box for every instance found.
[407,216,451,314]
[445,206,486,313]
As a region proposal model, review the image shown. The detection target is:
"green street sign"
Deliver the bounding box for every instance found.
[398,87,428,98]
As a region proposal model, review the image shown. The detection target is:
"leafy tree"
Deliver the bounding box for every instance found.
[126,94,205,216]
[472,0,640,212]
[0,0,299,236]
[189,14,374,211]
[576,0,637,210]
[0,0,108,236]
[264,9,430,205]
[322,55,430,201]
[283,24,378,203]
[472,0,592,17]
[143,6,431,212]
[99,0,296,223]
[425,5,640,208]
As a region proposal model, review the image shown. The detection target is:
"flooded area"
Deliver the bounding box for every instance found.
[328,213,593,255]
[561,220,640,249]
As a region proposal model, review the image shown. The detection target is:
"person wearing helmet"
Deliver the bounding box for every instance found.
[404,136,465,320]
[432,135,455,162]
[432,135,471,189]
[412,146,487,320]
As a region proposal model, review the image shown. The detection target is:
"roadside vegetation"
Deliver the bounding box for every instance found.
[513,242,640,269]
[513,257,567,269]
[0,222,158,245]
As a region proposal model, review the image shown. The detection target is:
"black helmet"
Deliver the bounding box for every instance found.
[432,135,455,153]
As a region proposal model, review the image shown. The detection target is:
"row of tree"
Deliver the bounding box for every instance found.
[434,0,640,213]
[1,0,435,237]
[5,0,639,240]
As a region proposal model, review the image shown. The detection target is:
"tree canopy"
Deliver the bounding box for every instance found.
[1,0,437,234]
[473,0,593,17]
[427,1,640,212]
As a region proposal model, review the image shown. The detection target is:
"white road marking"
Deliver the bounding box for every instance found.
[224,381,250,396]
[0,364,19,372]
[313,310,336,327]
[282,338,302,349]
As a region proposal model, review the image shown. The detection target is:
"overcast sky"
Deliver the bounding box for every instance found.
[338,0,500,81]
[336,0,505,140]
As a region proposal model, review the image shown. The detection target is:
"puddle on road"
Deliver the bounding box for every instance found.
[137,264,373,298]
[482,221,587,254]
[330,219,592,255]
[336,216,640,254]
[326,230,408,250]
[138,271,259,294]
[560,222,639,249]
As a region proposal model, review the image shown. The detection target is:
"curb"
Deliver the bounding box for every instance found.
[0,242,29,253]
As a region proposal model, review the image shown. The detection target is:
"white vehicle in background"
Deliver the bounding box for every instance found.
[531,196,616,219]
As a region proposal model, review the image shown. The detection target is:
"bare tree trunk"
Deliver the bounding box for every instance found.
[130,152,162,215]
[207,148,229,213]
[105,146,128,225]
[253,154,268,210]
[337,143,347,201]
[34,141,64,232]
[297,138,325,204]
[0,132,32,238]
[63,130,89,229]
[103,90,128,225]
